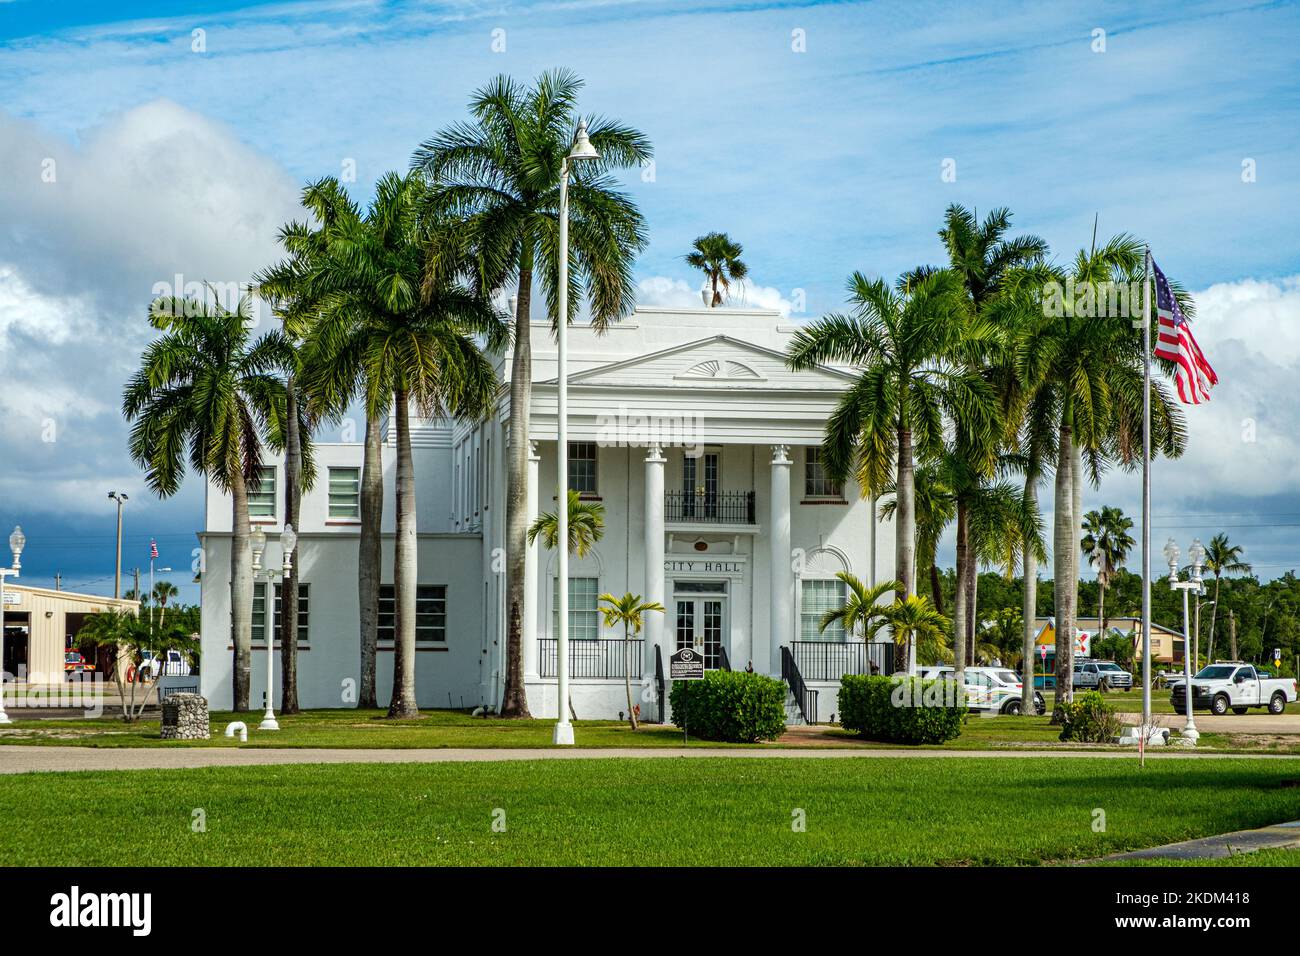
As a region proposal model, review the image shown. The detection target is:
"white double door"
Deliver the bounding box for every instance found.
[673,581,727,671]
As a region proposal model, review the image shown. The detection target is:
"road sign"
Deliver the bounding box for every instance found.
[1039,644,1047,661]
[669,647,705,680]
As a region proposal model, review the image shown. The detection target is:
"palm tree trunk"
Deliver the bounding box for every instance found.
[387,389,419,718]
[1098,573,1107,639]
[895,424,917,672]
[1051,423,1076,720]
[624,623,637,731]
[281,373,301,715]
[1228,608,1238,661]
[928,555,943,616]
[1021,475,1039,710]
[358,414,382,709]
[230,469,253,712]
[1207,575,1221,662]
[953,498,969,678]
[968,564,978,665]
[499,250,534,718]
[1071,441,1083,663]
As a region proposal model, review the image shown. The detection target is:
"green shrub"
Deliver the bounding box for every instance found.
[1058,691,1123,743]
[837,675,965,745]
[669,671,787,743]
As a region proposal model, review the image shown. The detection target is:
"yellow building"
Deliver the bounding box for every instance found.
[2,584,140,686]
[1032,616,1184,664]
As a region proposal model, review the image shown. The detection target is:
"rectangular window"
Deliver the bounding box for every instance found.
[378,585,447,644]
[248,465,277,518]
[801,578,846,641]
[553,576,600,640]
[251,581,309,644]
[804,448,843,499]
[328,467,360,518]
[568,442,597,495]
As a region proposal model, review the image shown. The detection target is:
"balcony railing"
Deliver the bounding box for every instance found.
[664,489,756,524]
[538,638,645,679]
[790,640,895,681]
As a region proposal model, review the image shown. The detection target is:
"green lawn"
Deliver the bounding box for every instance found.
[1,757,1297,866]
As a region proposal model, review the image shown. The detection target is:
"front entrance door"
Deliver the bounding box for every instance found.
[673,581,727,670]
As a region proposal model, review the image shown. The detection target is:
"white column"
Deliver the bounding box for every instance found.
[769,444,793,676]
[644,444,666,675]
[523,440,541,679]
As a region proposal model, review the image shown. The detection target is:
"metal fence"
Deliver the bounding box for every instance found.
[789,640,894,681]
[537,639,645,679]
[664,490,756,524]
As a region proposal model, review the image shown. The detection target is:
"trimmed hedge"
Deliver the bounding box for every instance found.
[1057,691,1123,743]
[837,675,965,745]
[669,671,787,743]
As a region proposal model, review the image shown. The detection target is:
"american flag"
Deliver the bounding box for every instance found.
[150,539,158,560]
[1151,258,1217,405]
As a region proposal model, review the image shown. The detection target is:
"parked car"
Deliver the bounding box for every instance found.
[136,649,193,680]
[1072,659,1133,691]
[909,665,1046,716]
[1169,662,1297,716]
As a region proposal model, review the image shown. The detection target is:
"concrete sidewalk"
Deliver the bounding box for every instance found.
[1105,821,1300,860]
[2,745,1300,774]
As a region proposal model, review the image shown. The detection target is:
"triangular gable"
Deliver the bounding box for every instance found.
[553,335,855,388]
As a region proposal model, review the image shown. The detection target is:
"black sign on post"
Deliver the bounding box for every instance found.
[670,647,705,681]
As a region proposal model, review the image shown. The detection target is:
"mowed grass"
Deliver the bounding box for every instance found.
[1,757,1298,866]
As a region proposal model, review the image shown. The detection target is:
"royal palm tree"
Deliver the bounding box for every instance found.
[122,294,295,711]
[1018,234,1188,716]
[878,463,954,614]
[598,592,665,730]
[786,270,996,675]
[1203,533,1252,662]
[1080,505,1135,636]
[685,232,748,307]
[413,69,651,719]
[299,172,505,718]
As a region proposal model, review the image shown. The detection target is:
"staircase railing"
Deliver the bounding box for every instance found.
[718,644,732,672]
[780,646,818,725]
[653,644,666,724]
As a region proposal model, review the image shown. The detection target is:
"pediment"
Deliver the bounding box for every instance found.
[561,335,853,390]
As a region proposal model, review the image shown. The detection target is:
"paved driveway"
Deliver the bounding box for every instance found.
[1119,712,1300,734]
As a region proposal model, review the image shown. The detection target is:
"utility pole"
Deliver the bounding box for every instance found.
[133,567,141,603]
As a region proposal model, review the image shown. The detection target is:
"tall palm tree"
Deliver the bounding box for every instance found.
[151,580,179,627]
[122,294,294,711]
[413,69,651,719]
[684,232,748,307]
[1019,235,1188,716]
[878,463,954,614]
[1080,505,1135,636]
[598,592,665,730]
[527,490,605,557]
[787,270,995,676]
[928,205,1047,679]
[818,572,899,649]
[299,172,505,718]
[265,178,384,709]
[1203,533,1251,662]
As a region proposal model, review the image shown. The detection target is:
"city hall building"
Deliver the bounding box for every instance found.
[198,306,895,720]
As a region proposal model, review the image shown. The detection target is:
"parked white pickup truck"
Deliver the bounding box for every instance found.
[1169,662,1297,716]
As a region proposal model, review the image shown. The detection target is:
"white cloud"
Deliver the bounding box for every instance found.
[637,275,796,315]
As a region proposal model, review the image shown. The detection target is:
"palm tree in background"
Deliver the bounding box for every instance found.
[122,294,296,711]
[1080,505,1135,636]
[817,573,900,643]
[885,595,951,669]
[598,592,665,730]
[879,465,954,614]
[1203,533,1252,661]
[151,580,179,627]
[299,171,505,718]
[685,232,748,307]
[413,69,651,719]
[786,269,995,676]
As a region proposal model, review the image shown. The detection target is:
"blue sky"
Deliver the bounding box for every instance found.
[1,0,1298,603]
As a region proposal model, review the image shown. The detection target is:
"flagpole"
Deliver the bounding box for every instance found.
[1140,246,1152,752]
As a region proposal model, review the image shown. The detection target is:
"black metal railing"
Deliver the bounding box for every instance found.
[790,640,894,681]
[780,646,818,725]
[718,644,732,672]
[664,490,756,524]
[537,639,645,679]
[653,645,666,724]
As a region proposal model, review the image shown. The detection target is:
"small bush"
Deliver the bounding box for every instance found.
[669,671,787,743]
[837,675,965,745]
[1058,691,1123,743]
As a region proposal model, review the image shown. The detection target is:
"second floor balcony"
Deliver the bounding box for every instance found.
[664,489,756,525]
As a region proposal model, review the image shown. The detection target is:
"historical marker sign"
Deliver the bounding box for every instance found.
[670,647,705,680]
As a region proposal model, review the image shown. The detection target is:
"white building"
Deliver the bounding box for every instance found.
[198,305,897,721]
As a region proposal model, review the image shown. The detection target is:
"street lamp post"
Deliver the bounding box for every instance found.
[0,526,27,725]
[108,492,127,599]
[552,120,599,747]
[249,524,296,732]
[1164,537,1204,745]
